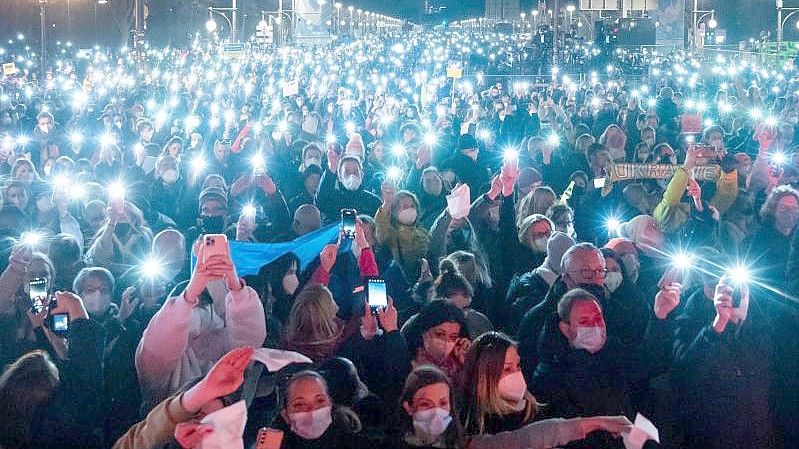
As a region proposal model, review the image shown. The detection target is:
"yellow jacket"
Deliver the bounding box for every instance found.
[375,204,429,277]
[653,167,738,234]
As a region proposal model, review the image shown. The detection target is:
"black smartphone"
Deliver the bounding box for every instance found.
[50,313,69,335]
[367,277,388,310]
[29,278,47,313]
[341,209,357,239]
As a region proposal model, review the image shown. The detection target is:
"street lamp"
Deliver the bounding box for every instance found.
[777,0,799,56]
[205,17,218,33]
[38,0,48,74]
[708,18,718,29]
[208,1,239,42]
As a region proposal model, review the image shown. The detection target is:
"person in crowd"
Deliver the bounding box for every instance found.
[135,237,266,410]
[401,299,471,380]
[506,231,575,333]
[0,291,104,449]
[316,152,381,222]
[376,185,429,280]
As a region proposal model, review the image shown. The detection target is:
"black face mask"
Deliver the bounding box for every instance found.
[578,283,608,301]
[200,215,225,234]
[115,223,132,239]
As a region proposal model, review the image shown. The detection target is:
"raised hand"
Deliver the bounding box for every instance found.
[182,347,254,413]
[377,297,398,332]
[118,286,142,324]
[319,243,339,273]
[654,282,681,320]
[256,173,277,196]
[49,291,89,322]
[175,422,214,449]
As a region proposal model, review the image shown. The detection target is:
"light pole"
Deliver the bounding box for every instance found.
[690,1,715,50]
[208,0,239,42]
[334,2,342,35]
[39,0,47,74]
[532,9,539,30]
[777,0,799,56]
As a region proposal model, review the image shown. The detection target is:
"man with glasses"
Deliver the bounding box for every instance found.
[527,286,678,449]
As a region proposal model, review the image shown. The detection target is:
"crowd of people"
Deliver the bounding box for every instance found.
[0,24,797,449]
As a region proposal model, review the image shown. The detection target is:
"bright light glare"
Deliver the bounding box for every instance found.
[765,115,778,127]
[107,180,126,200]
[773,152,787,165]
[191,156,207,175]
[727,264,751,285]
[20,231,43,247]
[671,252,694,270]
[242,203,257,217]
[423,132,438,146]
[140,256,164,279]
[547,133,560,147]
[69,132,83,145]
[606,217,622,234]
[387,166,403,180]
[391,144,405,157]
[503,148,519,161]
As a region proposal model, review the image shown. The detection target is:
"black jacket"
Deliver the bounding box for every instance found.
[315,169,381,224]
[673,291,778,449]
[440,152,491,202]
[31,319,105,449]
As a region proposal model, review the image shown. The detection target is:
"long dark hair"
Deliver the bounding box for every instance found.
[0,350,60,448]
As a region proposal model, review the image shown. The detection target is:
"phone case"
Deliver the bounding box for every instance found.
[256,428,283,449]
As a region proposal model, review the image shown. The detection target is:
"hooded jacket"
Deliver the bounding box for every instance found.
[376,204,430,279]
[135,286,266,411]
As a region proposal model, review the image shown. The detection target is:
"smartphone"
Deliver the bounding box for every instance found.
[110,193,125,215]
[594,178,607,189]
[29,278,47,313]
[202,234,230,264]
[341,209,357,239]
[51,313,69,335]
[256,428,284,449]
[367,277,388,310]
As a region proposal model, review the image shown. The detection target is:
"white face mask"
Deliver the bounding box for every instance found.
[530,237,548,253]
[604,272,623,293]
[341,174,362,191]
[497,371,528,403]
[412,407,452,439]
[423,336,456,362]
[572,326,606,354]
[83,291,110,316]
[288,405,333,440]
[282,274,299,296]
[397,208,418,225]
[304,158,321,169]
[162,169,179,184]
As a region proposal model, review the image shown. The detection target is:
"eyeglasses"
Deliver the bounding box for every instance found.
[567,268,607,279]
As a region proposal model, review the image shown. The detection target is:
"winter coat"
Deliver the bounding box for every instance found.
[315,169,382,224]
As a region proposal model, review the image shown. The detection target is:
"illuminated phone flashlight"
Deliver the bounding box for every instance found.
[696,101,707,113]
[190,155,207,177]
[242,203,257,218]
[140,256,164,280]
[277,121,289,133]
[326,133,337,145]
[547,133,560,147]
[387,166,403,181]
[477,129,492,142]
[250,153,266,174]
[671,251,695,270]
[772,151,787,165]
[20,231,44,247]
[750,108,764,120]
[100,133,117,147]
[423,132,438,146]
[69,132,83,146]
[108,179,126,201]
[16,135,29,146]
[345,121,356,134]
[391,144,405,158]
[52,174,69,191]
[503,148,519,163]
[606,216,622,235]
[647,98,657,107]
[765,115,778,127]
[70,183,86,201]
[726,263,751,285]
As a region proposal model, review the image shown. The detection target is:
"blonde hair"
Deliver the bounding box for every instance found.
[516,186,556,227]
[460,332,539,436]
[285,284,341,346]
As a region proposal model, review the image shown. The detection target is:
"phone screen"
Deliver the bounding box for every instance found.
[29,278,47,313]
[341,209,357,239]
[51,314,69,333]
[594,178,607,189]
[367,278,388,309]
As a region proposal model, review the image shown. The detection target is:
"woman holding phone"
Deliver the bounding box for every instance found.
[135,234,266,411]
